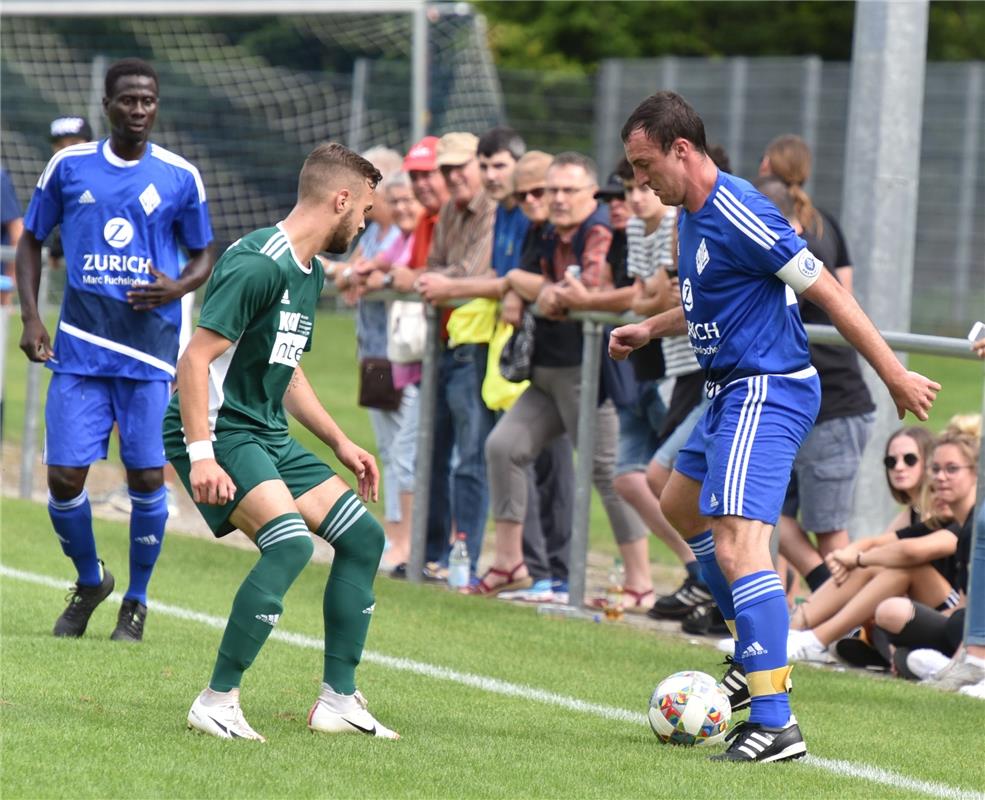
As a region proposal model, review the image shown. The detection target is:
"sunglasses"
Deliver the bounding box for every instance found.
[883,453,920,469]
[513,187,546,203]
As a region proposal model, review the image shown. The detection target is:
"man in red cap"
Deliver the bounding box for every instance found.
[385,136,448,292]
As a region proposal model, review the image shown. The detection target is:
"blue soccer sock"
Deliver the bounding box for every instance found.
[732,570,793,727]
[126,486,169,605]
[48,490,101,586]
[687,530,736,635]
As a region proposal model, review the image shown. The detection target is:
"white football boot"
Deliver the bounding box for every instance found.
[187,689,266,742]
[308,684,399,739]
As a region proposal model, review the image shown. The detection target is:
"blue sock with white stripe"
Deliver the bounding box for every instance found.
[318,491,385,695]
[210,513,313,692]
[48,490,101,586]
[732,570,791,727]
[687,530,735,632]
[126,487,169,604]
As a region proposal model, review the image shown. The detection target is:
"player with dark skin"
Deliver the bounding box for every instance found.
[16,71,213,500]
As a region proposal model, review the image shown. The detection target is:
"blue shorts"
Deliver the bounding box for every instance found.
[675,371,820,525]
[43,373,169,469]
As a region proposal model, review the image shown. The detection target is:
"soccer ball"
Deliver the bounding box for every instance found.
[647,670,731,746]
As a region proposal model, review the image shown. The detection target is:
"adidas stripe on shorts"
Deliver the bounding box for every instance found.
[674,370,820,525]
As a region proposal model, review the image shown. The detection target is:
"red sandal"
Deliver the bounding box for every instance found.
[623,587,655,614]
[587,587,655,613]
[462,562,532,596]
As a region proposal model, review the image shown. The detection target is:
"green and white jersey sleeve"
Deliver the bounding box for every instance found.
[187,224,324,440]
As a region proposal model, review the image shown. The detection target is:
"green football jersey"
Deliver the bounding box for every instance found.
[163,224,325,445]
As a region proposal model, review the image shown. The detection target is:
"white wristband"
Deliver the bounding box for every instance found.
[187,440,215,463]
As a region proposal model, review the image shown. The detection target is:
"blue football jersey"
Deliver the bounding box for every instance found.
[677,171,822,387]
[24,139,213,380]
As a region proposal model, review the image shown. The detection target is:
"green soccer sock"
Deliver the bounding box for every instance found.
[317,491,385,695]
[209,513,313,692]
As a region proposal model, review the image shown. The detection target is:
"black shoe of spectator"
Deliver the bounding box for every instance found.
[648,577,714,620]
[708,716,807,763]
[834,636,890,671]
[680,604,729,636]
[53,563,115,637]
[390,562,447,583]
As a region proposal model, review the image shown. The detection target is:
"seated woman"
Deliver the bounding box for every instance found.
[870,417,980,684]
[785,420,976,664]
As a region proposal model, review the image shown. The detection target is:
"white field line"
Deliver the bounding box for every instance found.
[2,564,981,800]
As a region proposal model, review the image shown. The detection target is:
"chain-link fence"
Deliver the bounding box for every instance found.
[0,11,504,251]
[591,56,985,336]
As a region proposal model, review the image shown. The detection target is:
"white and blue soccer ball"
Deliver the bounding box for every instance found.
[647,670,731,746]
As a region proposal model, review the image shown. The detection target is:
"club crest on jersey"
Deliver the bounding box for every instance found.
[696,238,709,275]
[103,217,134,249]
[139,183,161,215]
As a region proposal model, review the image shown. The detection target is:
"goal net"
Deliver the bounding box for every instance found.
[0,5,504,248]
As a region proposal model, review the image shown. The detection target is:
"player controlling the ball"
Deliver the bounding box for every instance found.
[610,92,939,762]
[164,142,399,741]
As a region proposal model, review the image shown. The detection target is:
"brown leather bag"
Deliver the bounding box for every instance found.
[358,357,403,411]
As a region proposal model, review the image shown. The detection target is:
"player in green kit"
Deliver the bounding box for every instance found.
[163,142,398,741]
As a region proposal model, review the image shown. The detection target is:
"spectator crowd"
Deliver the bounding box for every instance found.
[328,127,984,699]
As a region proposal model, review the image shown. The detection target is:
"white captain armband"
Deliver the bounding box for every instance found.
[187,440,215,463]
[775,248,823,294]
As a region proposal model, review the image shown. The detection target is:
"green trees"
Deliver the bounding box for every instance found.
[476,1,984,72]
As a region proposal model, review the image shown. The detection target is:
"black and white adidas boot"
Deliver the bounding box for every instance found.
[719,655,750,712]
[709,716,807,763]
[648,577,714,620]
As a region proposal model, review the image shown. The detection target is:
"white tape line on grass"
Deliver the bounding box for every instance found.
[2,564,980,800]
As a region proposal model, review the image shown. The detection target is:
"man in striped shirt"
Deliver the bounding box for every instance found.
[622,171,717,621]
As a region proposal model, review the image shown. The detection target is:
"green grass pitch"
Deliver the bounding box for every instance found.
[1,498,984,799]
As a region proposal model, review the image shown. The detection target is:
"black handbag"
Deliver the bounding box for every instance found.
[499,309,536,382]
[358,357,403,411]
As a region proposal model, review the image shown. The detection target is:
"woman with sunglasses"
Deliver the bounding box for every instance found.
[784,419,978,665]
[870,418,982,688]
[782,426,935,627]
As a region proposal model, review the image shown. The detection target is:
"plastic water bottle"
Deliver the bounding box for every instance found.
[605,557,625,620]
[448,533,470,589]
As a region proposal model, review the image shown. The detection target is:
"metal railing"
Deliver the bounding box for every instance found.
[356,291,984,618]
[4,270,982,625]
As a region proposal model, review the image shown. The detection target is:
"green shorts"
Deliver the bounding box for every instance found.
[167,431,335,537]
